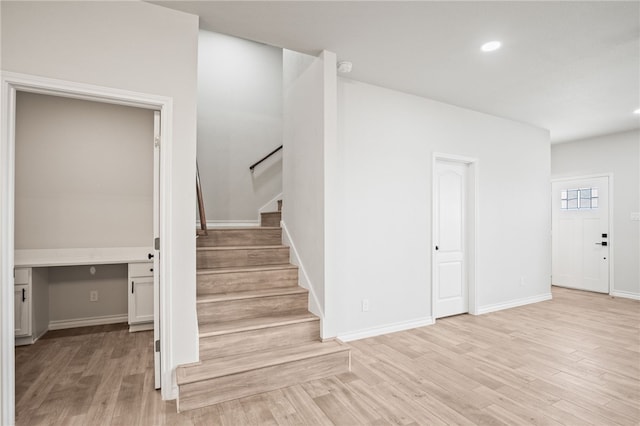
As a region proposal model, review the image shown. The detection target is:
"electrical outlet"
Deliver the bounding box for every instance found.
[90,290,98,302]
[362,299,370,312]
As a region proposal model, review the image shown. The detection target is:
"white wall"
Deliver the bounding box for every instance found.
[1,0,199,403]
[198,31,283,223]
[282,50,336,323]
[31,268,49,340]
[551,130,640,297]
[329,78,551,339]
[15,92,153,249]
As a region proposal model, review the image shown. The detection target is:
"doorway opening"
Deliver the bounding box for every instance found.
[551,174,613,294]
[432,153,478,320]
[1,72,173,425]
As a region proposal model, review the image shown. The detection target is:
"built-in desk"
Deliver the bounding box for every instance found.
[14,247,154,345]
[14,247,152,268]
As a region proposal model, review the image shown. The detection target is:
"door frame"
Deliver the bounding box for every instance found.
[551,173,614,295]
[431,152,479,320]
[1,71,174,424]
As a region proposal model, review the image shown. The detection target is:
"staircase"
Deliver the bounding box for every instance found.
[176,206,351,412]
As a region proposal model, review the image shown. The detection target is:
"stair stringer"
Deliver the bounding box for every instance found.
[281,220,323,325]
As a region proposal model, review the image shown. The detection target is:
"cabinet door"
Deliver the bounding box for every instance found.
[130,276,153,324]
[14,285,31,337]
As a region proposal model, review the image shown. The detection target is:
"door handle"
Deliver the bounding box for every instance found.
[22,288,26,302]
[148,253,154,260]
[595,242,608,246]
[435,245,439,251]
[131,281,135,294]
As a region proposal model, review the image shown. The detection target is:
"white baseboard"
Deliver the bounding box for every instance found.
[197,220,260,228]
[14,336,34,347]
[32,327,48,342]
[610,290,640,301]
[15,327,49,346]
[476,293,552,315]
[281,221,322,320]
[48,314,128,331]
[168,383,179,401]
[129,322,153,332]
[337,316,434,342]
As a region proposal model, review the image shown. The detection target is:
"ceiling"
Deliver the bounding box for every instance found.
[153,1,640,143]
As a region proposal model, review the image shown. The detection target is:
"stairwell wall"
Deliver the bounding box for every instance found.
[198,31,283,224]
[282,50,336,324]
[329,78,551,339]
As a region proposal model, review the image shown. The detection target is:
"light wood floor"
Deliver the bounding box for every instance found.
[15,287,640,425]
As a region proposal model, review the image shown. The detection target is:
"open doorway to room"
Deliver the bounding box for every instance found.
[1,74,169,424]
[12,91,159,423]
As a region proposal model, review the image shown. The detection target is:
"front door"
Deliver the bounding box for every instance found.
[552,176,609,293]
[434,160,468,318]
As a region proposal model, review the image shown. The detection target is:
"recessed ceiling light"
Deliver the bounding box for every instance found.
[481,41,502,52]
[634,108,640,114]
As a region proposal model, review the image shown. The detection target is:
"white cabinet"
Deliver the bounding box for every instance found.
[14,267,36,344]
[14,284,30,337]
[130,276,153,323]
[14,267,48,345]
[128,262,154,331]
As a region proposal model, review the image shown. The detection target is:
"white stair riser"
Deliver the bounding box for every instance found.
[200,320,320,360]
[178,350,350,412]
[197,229,282,247]
[197,247,289,269]
[197,268,298,295]
[198,293,308,324]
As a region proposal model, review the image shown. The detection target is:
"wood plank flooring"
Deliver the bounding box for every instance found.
[15,287,640,425]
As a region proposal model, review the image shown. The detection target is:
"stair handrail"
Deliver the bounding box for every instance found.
[249,145,283,173]
[196,161,208,236]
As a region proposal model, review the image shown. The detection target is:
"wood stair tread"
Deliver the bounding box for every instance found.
[196,287,307,304]
[197,245,286,251]
[200,226,280,231]
[197,264,296,275]
[177,340,348,385]
[198,313,318,338]
[183,199,351,411]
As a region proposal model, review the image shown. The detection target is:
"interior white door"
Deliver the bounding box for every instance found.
[152,110,161,389]
[434,160,468,318]
[552,176,609,293]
